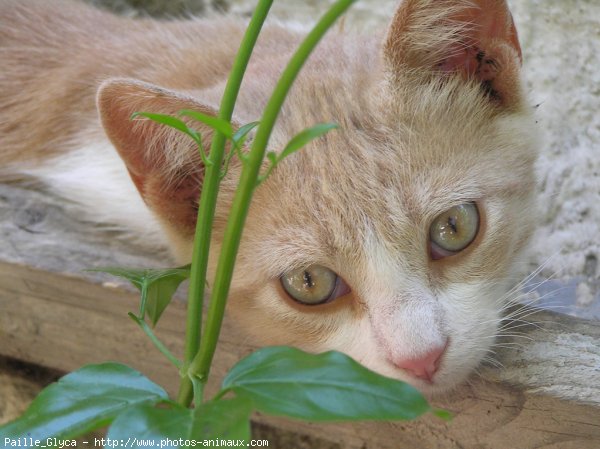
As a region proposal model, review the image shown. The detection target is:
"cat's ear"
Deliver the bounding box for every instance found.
[384,0,522,106]
[97,78,235,236]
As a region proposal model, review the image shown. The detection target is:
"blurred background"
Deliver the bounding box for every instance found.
[84,0,227,16]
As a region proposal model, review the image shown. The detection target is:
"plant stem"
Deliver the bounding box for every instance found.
[185,0,355,395]
[177,0,273,406]
[128,313,182,369]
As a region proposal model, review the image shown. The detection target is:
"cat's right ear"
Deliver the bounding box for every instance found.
[384,0,522,107]
[97,78,239,237]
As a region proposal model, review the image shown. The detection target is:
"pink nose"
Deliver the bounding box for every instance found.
[394,342,448,383]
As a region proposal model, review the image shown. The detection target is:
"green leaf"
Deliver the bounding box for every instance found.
[179,110,233,138]
[0,363,169,441]
[232,121,260,147]
[222,346,430,422]
[90,266,190,326]
[107,405,191,448]
[107,397,252,446]
[131,112,201,143]
[144,269,190,326]
[221,122,259,179]
[192,397,252,441]
[279,123,338,161]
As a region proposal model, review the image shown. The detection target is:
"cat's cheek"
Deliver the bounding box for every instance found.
[436,284,504,383]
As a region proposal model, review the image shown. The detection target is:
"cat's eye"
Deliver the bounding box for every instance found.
[429,203,480,259]
[280,264,350,305]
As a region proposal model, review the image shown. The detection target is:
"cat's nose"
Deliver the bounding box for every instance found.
[394,341,448,383]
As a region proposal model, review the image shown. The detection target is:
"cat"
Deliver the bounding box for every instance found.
[0,0,538,395]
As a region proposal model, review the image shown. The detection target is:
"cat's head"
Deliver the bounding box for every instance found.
[97,0,538,394]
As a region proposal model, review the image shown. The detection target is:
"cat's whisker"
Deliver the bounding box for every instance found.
[490,346,526,353]
[495,252,566,308]
[498,318,546,333]
[492,335,530,344]
[501,306,543,322]
[492,333,534,342]
[483,325,533,336]
[498,285,568,322]
[497,321,541,334]
[501,300,566,322]
[481,355,505,369]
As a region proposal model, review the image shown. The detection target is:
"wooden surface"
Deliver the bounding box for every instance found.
[1,183,600,448]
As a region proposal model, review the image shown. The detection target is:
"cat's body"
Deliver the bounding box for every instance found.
[0,0,538,394]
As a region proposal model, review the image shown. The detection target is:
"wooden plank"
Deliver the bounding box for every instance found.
[0,260,251,397]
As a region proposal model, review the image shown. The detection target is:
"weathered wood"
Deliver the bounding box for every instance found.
[1,184,599,448]
[0,183,172,272]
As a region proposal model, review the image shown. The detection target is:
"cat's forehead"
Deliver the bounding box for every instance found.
[272,79,524,209]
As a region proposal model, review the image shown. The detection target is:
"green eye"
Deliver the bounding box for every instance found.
[430,203,479,259]
[280,264,349,305]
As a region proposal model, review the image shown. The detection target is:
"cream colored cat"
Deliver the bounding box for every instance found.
[0,0,537,394]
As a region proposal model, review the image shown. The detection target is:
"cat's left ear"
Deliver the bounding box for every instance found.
[97,78,241,238]
[384,0,522,107]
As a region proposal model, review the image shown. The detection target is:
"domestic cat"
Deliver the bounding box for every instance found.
[0,0,538,394]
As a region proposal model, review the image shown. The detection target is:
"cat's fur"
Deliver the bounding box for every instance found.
[0,0,538,394]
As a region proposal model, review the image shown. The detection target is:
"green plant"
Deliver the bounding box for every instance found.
[0,0,448,445]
